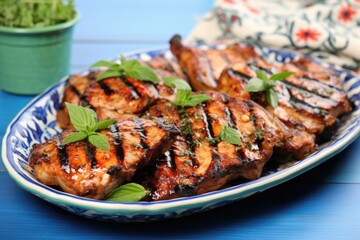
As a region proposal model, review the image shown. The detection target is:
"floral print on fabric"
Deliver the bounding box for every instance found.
[187,0,360,71]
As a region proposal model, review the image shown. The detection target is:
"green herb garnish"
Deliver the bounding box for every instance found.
[219,124,242,146]
[106,183,149,202]
[245,70,294,108]
[0,0,76,28]
[62,102,115,150]
[164,77,211,107]
[91,55,160,83]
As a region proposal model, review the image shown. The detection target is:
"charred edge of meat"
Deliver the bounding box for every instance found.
[316,119,340,144]
[169,34,183,57]
[85,142,97,169]
[107,165,123,175]
[174,183,196,197]
[133,118,150,150]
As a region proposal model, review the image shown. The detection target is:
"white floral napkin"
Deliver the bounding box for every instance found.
[187,0,360,71]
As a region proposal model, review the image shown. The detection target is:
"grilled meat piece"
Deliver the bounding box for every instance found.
[57,56,185,129]
[170,34,261,90]
[141,92,289,200]
[218,59,352,135]
[29,118,179,199]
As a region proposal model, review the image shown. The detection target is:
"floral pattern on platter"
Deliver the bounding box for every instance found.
[2,46,360,222]
[187,0,360,71]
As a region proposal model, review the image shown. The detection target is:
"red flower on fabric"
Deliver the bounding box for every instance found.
[296,28,321,43]
[223,0,235,4]
[338,5,357,23]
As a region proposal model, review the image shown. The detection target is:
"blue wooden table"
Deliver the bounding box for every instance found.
[1,1,360,239]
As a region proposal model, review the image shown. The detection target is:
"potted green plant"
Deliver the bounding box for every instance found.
[0,0,80,95]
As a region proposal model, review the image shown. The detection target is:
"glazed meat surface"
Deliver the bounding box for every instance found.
[29,118,179,199]
[140,92,289,200]
[170,37,351,157]
[57,56,186,129]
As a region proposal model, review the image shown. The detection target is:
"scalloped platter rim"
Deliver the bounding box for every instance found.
[2,44,360,222]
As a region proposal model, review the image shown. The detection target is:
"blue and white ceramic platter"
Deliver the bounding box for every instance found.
[2,45,360,222]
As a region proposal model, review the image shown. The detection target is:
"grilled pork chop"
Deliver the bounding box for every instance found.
[140,92,291,200]
[57,56,186,129]
[170,34,261,91]
[170,36,351,151]
[29,118,179,199]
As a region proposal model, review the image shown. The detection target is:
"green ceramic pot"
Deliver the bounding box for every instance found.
[0,13,80,95]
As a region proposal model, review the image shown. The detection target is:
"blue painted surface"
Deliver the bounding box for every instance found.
[1,0,360,239]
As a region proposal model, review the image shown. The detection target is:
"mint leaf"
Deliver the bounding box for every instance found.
[90,55,159,84]
[126,65,160,84]
[64,102,114,150]
[123,59,141,70]
[220,125,242,146]
[96,70,122,81]
[88,133,110,150]
[244,78,266,92]
[164,77,210,107]
[95,119,116,131]
[255,70,268,81]
[266,88,279,108]
[164,76,192,91]
[269,71,294,81]
[62,132,88,145]
[106,183,149,202]
[90,60,118,68]
[245,70,294,108]
[186,94,211,107]
[65,102,96,133]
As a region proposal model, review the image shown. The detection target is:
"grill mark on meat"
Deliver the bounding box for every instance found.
[56,136,69,173]
[85,142,97,168]
[220,51,230,64]
[69,85,81,97]
[228,69,251,81]
[79,94,92,108]
[110,124,124,162]
[247,63,272,74]
[133,118,149,150]
[200,104,215,140]
[224,106,236,127]
[288,98,327,116]
[107,165,122,175]
[164,149,176,170]
[120,76,141,99]
[303,76,343,91]
[98,81,114,95]
[201,52,217,87]
[301,76,344,93]
[280,81,337,106]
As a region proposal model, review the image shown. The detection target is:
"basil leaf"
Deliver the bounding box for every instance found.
[185,94,211,107]
[164,77,192,91]
[269,71,294,81]
[245,70,294,108]
[65,102,96,133]
[267,88,279,108]
[106,183,149,202]
[244,78,266,92]
[126,65,160,84]
[220,125,242,146]
[62,132,88,145]
[123,59,141,70]
[255,69,268,81]
[95,119,115,131]
[88,133,110,150]
[96,70,121,81]
[90,60,117,68]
